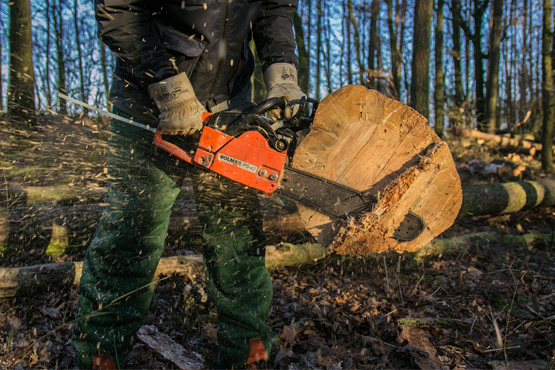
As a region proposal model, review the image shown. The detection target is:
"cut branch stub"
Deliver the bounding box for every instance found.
[291,85,462,254]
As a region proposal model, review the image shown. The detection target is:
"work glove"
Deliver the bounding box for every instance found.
[148,73,206,136]
[264,63,306,121]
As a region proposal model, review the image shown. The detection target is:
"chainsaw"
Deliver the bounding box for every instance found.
[58,93,424,242]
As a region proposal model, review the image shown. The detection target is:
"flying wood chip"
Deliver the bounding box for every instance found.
[290,85,462,254]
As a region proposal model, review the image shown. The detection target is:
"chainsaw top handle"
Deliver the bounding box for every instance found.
[202,96,317,153]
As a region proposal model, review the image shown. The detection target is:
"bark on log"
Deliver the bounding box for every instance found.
[292,85,462,255]
[459,179,555,217]
[0,243,325,299]
[412,231,553,264]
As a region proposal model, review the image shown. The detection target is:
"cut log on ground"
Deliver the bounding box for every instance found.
[459,179,555,217]
[292,85,462,255]
[0,185,105,207]
[412,231,553,264]
[0,200,308,252]
[0,243,325,299]
[495,145,537,157]
[2,178,555,254]
[453,128,553,153]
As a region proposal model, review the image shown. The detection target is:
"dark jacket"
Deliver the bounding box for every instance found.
[96,0,299,122]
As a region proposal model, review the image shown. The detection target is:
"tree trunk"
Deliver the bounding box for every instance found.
[7,0,36,120]
[324,8,333,94]
[541,0,554,173]
[368,0,381,89]
[463,1,490,129]
[434,0,445,137]
[73,0,87,115]
[450,0,465,118]
[410,0,433,118]
[0,243,326,299]
[348,0,366,86]
[385,0,401,98]
[344,0,353,86]
[485,0,504,133]
[44,0,53,108]
[52,0,67,115]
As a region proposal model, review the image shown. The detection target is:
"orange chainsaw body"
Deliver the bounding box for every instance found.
[152,115,287,193]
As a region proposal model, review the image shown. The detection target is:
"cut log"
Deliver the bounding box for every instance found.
[458,179,555,217]
[495,145,537,157]
[453,128,552,153]
[0,185,105,207]
[412,231,553,264]
[0,243,325,299]
[291,85,462,254]
[0,200,308,253]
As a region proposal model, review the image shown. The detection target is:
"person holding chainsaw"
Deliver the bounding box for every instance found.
[72,1,305,369]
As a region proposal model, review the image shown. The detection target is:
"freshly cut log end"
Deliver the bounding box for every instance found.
[292,85,463,254]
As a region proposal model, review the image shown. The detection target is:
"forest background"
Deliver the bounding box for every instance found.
[2,0,554,171]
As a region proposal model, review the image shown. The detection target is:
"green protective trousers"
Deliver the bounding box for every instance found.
[72,109,273,369]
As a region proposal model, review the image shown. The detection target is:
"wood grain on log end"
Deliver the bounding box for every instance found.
[293,85,462,254]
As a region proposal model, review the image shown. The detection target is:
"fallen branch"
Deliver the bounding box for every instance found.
[0,243,325,299]
[137,325,204,370]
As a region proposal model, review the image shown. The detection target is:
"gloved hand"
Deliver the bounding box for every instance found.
[264,63,306,121]
[148,73,206,135]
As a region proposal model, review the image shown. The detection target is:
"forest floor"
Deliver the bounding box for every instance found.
[0,115,554,369]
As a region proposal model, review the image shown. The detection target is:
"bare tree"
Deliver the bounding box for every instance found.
[7,0,36,120]
[484,0,504,133]
[348,0,366,86]
[73,0,87,114]
[368,0,380,89]
[541,0,554,172]
[410,0,433,118]
[435,0,445,137]
[52,0,67,114]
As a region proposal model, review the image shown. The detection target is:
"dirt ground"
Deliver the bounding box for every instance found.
[0,115,554,369]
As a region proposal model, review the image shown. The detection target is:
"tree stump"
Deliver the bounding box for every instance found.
[291,85,462,254]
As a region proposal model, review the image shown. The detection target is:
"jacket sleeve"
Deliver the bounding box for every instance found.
[253,0,299,71]
[95,0,176,90]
